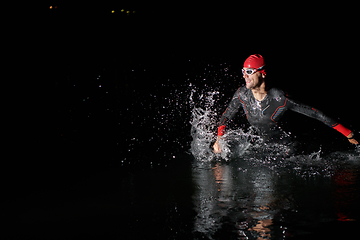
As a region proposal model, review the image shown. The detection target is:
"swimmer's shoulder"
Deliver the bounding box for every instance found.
[235,86,251,100]
[268,87,285,96]
[268,88,288,101]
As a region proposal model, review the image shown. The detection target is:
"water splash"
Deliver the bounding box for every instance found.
[189,88,219,161]
[189,84,263,161]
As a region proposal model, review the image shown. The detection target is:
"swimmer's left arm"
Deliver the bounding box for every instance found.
[346,132,359,145]
[332,123,359,144]
[286,98,358,145]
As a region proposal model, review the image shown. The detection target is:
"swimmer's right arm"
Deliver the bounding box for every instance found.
[213,125,226,153]
[213,88,243,153]
[213,137,222,153]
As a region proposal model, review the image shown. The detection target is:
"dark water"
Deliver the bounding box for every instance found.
[9,148,360,239]
[7,5,360,239]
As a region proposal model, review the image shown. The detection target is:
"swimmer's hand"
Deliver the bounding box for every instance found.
[347,132,359,145]
[213,137,222,153]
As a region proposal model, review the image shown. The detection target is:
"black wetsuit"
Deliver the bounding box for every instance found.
[217,86,351,142]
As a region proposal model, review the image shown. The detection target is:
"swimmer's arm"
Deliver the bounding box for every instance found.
[213,136,222,153]
[214,89,243,153]
[287,98,358,145]
[217,89,243,135]
[347,132,359,145]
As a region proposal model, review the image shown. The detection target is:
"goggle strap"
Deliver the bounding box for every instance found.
[257,65,265,70]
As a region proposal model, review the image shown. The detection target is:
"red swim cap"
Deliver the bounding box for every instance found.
[243,54,266,75]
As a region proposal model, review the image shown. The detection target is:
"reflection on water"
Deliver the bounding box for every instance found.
[192,160,279,239]
[15,150,359,239]
[333,169,359,222]
[192,157,360,239]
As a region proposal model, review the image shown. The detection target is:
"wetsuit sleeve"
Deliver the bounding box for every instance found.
[217,89,243,136]
[286,98,352,137]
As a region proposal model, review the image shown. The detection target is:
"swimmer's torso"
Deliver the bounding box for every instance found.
[237,87,287,131]
[218,86,339,136]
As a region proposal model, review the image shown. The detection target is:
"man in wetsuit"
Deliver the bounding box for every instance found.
[213,54,358,153]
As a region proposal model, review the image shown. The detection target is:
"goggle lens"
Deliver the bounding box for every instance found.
[242,69,256,75]
[241,65,264,76]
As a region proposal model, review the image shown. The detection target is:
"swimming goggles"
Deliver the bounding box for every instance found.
[241,65,265,75]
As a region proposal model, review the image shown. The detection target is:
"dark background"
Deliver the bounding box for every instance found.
[43,0,359,158]
[6,2,360,239]
[24,0,358,193]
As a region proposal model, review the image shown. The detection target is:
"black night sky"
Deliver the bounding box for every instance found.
[47,1,360,74]
[46,0,360,134]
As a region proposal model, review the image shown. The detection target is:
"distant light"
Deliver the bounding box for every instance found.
[126,10,130,14]
[49,6,53,9]
[133,11,136,14]
[121,9,124,12]
[111,10,115,13]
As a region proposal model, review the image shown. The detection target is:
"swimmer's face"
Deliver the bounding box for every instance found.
[243,68,265,89]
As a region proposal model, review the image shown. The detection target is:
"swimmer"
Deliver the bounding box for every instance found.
[213,54,358,153]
